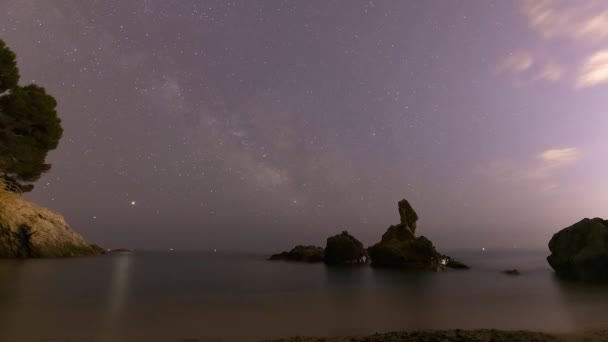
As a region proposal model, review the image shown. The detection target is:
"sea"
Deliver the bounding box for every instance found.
[1,249,607,342]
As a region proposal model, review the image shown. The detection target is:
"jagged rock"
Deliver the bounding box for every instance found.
[269,245,324,263]
[368,199,467,271]
[0,188,104,258]
[547,218,608,282]
[324,231,368,265]
[398,199,418,233]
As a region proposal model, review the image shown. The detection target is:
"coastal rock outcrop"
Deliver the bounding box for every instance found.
[446,260,470,269]
[368,199,467,271]
[269,245,324,263]
[0,187,104,258]
[324,231,368,265]
[547,217,608,282]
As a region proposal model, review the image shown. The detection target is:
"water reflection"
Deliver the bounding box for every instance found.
[102,254,132,342]
[0,260,24,340]
[551,274,608,332]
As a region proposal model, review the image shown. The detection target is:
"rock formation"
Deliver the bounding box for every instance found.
[368,198,467,271]
[269,245,324,263]
[398,199,418,234]
[547,217,608,282]
[324,231,368,265]
[0,186,104,258]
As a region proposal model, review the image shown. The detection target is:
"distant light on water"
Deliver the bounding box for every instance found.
[482,247,486,251]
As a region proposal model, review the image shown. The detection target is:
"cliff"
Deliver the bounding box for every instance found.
[0,184,103,258]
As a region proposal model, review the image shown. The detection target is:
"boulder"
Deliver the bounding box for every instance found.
[547,217,608,282]
[269,245,324,263]
[368,231,446,270]
[368,199,467,271]
[0,187,104,258]
[324,231,368,265]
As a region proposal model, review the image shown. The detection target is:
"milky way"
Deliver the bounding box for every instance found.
[1,1,607,251]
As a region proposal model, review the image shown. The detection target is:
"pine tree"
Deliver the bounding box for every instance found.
[0,40,63,192]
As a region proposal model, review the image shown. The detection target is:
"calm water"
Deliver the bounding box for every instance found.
[1,250,608,342]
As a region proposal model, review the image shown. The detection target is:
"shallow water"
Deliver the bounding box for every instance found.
[1,250,607,342]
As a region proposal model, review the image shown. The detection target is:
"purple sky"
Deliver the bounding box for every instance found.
[1,0,607,251]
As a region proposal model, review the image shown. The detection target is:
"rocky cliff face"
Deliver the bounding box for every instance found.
[547,217,608,282]
[0,188,103,258]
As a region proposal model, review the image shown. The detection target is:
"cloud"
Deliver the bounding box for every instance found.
[501,1,608,89]
[499,52,534,73]
[477,147,580,191]
[498,52,565,85]
[576,50,608,88]
[536,62,563,81]
[539,147,580,163]
[521,0,608,43]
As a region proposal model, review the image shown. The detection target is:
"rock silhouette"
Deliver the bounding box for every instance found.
[324,231,368,265]
[269,245,324,263]
[547,217,608,282]
[368,198,467,271]
[503,269,520,276]
[398,199,418,234]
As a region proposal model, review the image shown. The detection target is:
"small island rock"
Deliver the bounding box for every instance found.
[109,248,134,254]
[547,217,608,282]
[269,245,324,263]
[503,269,520,276]
[368,198,467,271]
[324,231,368,265]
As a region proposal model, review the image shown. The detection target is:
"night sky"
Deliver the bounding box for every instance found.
[1,1,607,252]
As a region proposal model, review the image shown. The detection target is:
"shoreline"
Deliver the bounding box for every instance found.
[263,329,608,342]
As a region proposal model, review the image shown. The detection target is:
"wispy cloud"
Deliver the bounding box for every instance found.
[539,147,580,163]
[499,52,534,74]
[536,62,564,81]
[521,0,608,43]
[497,52,564,84]
[477,147,580,191]
[576,50,608,88]
[500,1,608,89]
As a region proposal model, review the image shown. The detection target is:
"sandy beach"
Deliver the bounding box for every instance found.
[265,329,608,342]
